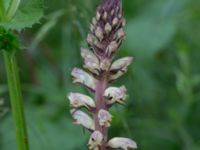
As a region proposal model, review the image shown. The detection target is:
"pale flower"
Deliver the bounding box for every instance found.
[71,109,94,130]
[71,68,97,91]
[98,109,112,127]
[81,48,100,75]
[104,86,127,105]
[109,57,133,81]
[88,131,103,150]
[108,137,137,150]
[110,57,133,72]
[68,92,95,109]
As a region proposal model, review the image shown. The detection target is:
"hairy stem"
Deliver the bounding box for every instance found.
[3,51,29,150]
[95,73,108,150]
[0,1,29,149]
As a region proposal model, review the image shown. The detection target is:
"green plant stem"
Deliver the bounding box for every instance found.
[0,0,7,21]
[3,51,29,150]
[1,1,29,149]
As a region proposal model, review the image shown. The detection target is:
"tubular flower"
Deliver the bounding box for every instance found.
[108,137,137,150]
[109,57,133,81]
[70,109,94,131]
[110,57,133,72]
[71,68,97,91]
[81,48,100,75]
[104,86,127,105]
[68,92,95,109]
[88,131,104,150]
[98,109,112,127]
[68,0,137,149]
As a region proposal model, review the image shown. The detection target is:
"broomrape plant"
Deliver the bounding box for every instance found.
[68,0,137,149]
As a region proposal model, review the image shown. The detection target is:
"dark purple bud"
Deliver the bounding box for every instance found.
[87,0,125,59]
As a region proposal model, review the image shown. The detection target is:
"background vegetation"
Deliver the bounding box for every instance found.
[1,0,200,149]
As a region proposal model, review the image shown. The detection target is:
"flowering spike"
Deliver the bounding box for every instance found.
[98,109,112,127]
[104,86,127,105]
[71,109,95,131]
[108,137,137,150]
[68,0,137,149]
[71,68,97,91]
[68,93,95,109]
[88,131,104,150]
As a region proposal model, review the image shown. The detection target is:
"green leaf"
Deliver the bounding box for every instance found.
[0,0,43,30]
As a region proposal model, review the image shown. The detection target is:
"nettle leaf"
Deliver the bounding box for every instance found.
[1,0,43,30]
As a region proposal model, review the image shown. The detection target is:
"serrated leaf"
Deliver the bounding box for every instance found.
[0,0,43,30]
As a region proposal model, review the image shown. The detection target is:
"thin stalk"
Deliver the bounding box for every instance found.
[3,51,29,150]
[0,1,29,149]
[94,73,108,150]
[0,0,7,21]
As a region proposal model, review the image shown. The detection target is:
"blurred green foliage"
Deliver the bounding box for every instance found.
[0,0,200,149]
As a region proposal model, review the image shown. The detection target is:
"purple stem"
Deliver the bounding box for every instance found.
[94,72,108,150]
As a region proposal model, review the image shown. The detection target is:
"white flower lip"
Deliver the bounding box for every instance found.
[68,92,95,109]
[88,131,103,150]
[81,48,100,75]
[104,86,127,105]
[108,137,137,150]
[71,109,95,130]
[109,57,133,81]
[110,57,133,72]
[71,68,97,91]
[98,109,112,127]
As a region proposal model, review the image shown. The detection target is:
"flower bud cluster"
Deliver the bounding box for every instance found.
[87,0,125,59]
[68,0,137,149]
